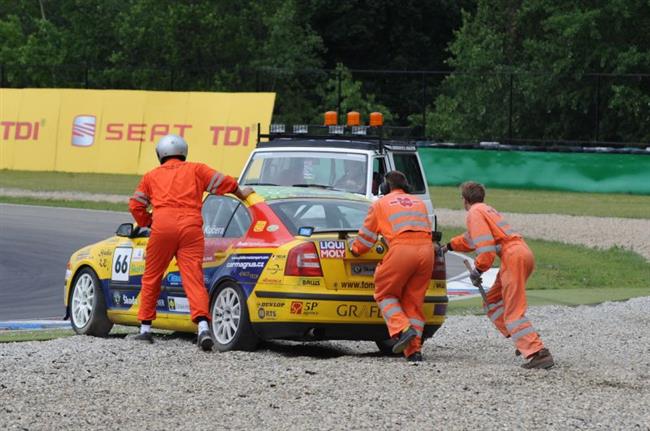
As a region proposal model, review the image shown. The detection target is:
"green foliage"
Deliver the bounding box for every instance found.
[430,0,650,143]
[315,64,395,124]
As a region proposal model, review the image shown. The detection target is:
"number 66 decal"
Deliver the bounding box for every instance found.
[112,248,133,281]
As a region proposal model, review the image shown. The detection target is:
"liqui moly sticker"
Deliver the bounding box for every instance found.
[319,240,345,258]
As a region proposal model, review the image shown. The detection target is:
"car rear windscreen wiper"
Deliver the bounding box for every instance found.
[292,183,345,191]
[244,182,280,186]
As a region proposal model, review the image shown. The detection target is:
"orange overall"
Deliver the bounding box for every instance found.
[129,159,238,323]
[450,203,544,358]
[351,190,433,357]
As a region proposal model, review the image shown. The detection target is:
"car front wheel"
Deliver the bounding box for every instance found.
[210,282,259,352]
[69,267,113,336]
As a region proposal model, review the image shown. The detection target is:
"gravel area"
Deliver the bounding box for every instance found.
[436,208,650,261]
[1,297,649,430]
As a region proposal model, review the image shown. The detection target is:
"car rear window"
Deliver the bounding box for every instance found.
[269,199,370,234]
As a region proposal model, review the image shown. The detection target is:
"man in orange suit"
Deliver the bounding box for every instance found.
[350,171,433,362]
[443,181,554,369]
[129,134,253,351]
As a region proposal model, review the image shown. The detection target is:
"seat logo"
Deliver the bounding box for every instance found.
[71,115,96,147]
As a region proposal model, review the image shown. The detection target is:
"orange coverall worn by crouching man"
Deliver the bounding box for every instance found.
[128,134,253,351]
[445,181,554,369]
[350,171,433,362]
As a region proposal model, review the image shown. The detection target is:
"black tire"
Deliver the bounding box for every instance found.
[210,281,259,352]
[69,267,113,336]
[375,338,401,356]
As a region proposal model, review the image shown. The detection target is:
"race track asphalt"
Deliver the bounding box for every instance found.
[0,203,467,321]
[0,204,129,320]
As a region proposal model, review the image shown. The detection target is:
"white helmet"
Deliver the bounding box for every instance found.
[155,134,188,163]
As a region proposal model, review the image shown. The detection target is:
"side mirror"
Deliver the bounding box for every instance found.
[116,223,134,237]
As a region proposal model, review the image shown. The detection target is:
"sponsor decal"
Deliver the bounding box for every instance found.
[98,249,112,257]
[260,277,282,285]
[0,120,41,141]
[226,255,268,270]
[253,221,267,233]
[290,301,303,314]
[132,248,144,262]
[168,296,190,312]
[257,307,277,320]
[258,301,284,308]
[204,226,225,236]
[389,197,414,208]
[319,240,345,259]
[339,280,375,289]
[351,263,376,276]
[71,115,96,147]
[336,304,382,318]
[266,224,279,232]
[130,262,145,274]
[290,301,318,315]
[114,293,164,308]
[266,263,281,275]
[166,273,182,285]
[301,279,320,286]
[98,257,109,269]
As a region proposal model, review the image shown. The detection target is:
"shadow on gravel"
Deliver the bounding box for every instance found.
[259,340,349,359]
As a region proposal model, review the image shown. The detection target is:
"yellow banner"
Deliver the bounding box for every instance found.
[0,89,275,176]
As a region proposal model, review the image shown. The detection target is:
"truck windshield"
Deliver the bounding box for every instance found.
[240,151,368,195]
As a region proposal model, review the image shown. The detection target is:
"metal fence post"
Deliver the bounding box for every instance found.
[421,72,427,137]
[0,64,4,87]
[337,69,342,122]
[595,74,601,142]
[84,65,89,89]
[508,73,513,144]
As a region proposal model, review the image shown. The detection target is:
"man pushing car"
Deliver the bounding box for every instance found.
[128,134,253,351]
[442,181,554,369]
[349,171,433,362]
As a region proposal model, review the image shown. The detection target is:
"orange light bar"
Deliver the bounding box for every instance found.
[346,111,361,126]
[324,111,338,126]
[369,112,384,127]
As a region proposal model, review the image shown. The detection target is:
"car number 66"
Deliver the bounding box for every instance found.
[112,248,133,281]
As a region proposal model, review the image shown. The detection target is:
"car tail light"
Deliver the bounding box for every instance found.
[285,242,323,277]
[432,247,446,280]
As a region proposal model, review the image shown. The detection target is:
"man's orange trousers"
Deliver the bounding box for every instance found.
[137,209,209,323]
[373,233,433,357]
[484,239,545,358]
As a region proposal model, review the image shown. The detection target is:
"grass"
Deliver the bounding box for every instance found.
[441,225,650,291]
[430,185,650,219]
[0,329,75,342]
[0,169,140,195]
[2,170,650,218]
[0,196,128,212]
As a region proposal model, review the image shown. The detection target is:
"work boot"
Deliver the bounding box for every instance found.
[406,352,423,363]
[197,330,214,352]
[134,332,154,344]
[392,327,417,354]
[521,348,554,369]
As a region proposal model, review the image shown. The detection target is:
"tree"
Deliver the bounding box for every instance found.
[430,0,650,143]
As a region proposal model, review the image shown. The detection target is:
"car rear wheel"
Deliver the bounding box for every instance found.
[375,338,400,356]
[69,268,113,336]
[210,282,259,352]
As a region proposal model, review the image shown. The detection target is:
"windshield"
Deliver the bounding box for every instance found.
[268,199,370,234]
[241,151,368,195]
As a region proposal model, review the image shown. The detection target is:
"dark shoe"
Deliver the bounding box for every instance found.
[406,352,423,362]
[134,332,154,344]
[521,348,554,369]
[515,349,521,356]
[197,330,214,352]
[392,327,417,354]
